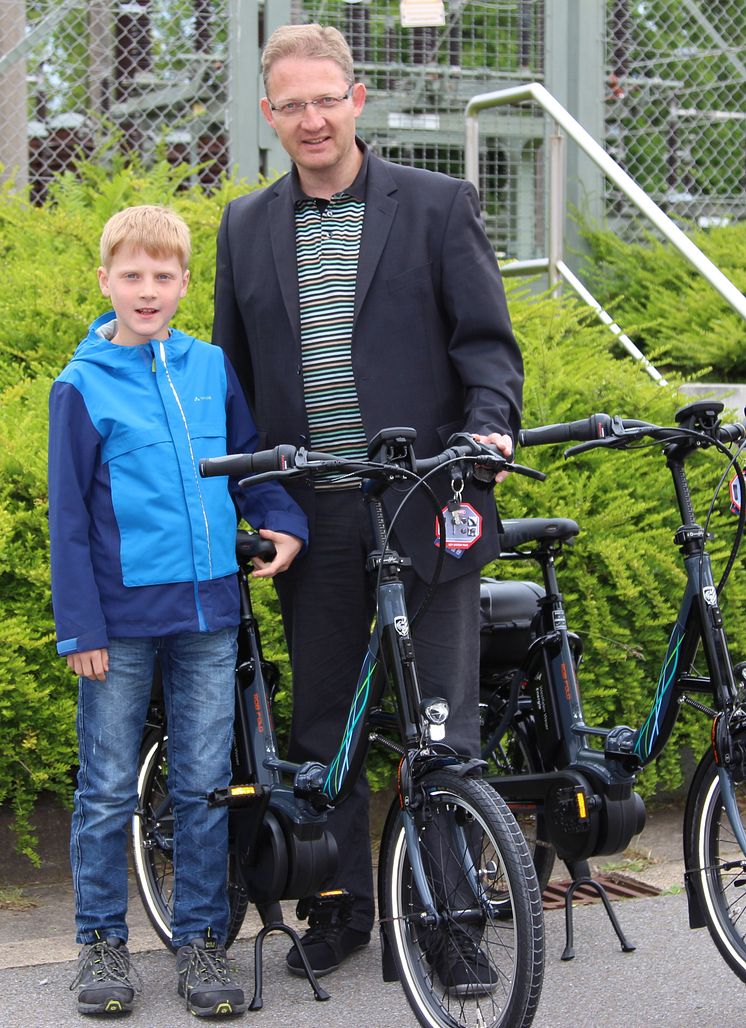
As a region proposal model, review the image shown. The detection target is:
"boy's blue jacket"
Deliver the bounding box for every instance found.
[48,312,308,655]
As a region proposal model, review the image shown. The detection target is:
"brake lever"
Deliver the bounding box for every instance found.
[238,469,305,488]
[504,460,546,481]
[564,435,633,458]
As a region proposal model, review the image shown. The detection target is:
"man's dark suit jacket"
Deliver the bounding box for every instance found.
[213,148,523,582]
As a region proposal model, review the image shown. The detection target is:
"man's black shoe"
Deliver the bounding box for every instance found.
[428,933,498,996]
[286,891,370,977]
[287,924,371,977]
[70,933,138,1016]
[176,928,246,1017]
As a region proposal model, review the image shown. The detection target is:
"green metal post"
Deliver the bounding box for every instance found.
[544,0,605,274]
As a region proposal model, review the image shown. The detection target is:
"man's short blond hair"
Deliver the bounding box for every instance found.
[261,23,354,93]
[99,205,191,270]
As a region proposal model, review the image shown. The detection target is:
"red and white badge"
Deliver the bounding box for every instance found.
[434,502,483,558]
[730,471,742,515]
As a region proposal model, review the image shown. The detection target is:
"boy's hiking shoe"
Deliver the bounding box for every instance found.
[176,929,246,1017]
[70,933,138,1015]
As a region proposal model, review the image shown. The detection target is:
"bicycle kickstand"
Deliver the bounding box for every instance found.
[249,921,330,1010]
[560,860,636,961]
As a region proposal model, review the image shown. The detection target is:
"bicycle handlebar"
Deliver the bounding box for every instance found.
[200,437,546,484]
[518,410,746,454]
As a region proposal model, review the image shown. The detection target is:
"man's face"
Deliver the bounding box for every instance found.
[261,56,366,185]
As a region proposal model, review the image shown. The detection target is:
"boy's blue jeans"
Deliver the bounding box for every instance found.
[70,628,237,949]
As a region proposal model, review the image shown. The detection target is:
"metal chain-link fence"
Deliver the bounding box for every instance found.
[0,0,231,203]
[0,1,744,254]
[606,0,746,229]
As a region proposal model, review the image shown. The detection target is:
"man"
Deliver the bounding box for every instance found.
[212,22,523,980]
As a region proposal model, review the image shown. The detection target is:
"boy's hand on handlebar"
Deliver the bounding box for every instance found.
[67,648,109,682]
[472,432,513,484]
[251,530,303,578]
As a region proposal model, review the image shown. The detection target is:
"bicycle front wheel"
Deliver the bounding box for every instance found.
[131,730,249,950]
[686,748,746,982]
[379,769,544,1028]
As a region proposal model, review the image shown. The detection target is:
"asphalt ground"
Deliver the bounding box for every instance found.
[2,799,746,1026]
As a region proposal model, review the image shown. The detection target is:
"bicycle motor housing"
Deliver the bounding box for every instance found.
[215,531,340,908]
[480,521,646,865]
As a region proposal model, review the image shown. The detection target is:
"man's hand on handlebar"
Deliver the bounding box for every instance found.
[250,529,303,579]
[472,432,513,484]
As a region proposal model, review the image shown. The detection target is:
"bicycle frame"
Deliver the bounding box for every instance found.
[212,449,493,924]
[485,406,746,865]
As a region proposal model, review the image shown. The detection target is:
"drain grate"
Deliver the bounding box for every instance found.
[541,872,662,911]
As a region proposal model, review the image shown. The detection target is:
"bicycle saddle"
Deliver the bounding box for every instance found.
[499,517,580,550]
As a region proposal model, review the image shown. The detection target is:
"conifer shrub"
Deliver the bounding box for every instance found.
[1,159,744,856]
[579,220,746,381]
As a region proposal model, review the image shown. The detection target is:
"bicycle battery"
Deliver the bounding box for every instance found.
[479,578,544,676]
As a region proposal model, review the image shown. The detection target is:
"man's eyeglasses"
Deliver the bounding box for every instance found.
[268,88,353,118]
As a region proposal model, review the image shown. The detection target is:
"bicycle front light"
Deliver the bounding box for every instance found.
[421,697,449,741]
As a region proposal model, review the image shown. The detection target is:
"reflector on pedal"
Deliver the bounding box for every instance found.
[229,785,257,797]
[576,790,587,819]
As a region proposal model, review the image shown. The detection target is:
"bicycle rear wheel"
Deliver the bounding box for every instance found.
[131,729,249,950]
[378,768,544,1028]
[481,679,556,894]
[685,748,746,982]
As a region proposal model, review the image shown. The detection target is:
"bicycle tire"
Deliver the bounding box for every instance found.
[131,730,249,951]
[378,768,545,1028]
[481,681,556,894]
[685,747,746,982]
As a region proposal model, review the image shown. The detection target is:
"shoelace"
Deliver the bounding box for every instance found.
[70,941,141,992]
[183,945,233,985]
[425,927,485,966]
[303,922,342,945]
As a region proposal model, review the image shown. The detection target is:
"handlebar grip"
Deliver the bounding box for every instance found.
[199,444,298,478]
[518,414,614,447]
[718,422,746,444]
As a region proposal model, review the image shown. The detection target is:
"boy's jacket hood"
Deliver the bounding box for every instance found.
[69,310,195,367]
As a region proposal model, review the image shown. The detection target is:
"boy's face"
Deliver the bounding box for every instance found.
[98,247,189,347]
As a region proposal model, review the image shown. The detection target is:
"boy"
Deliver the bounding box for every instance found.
[48,205,308,1017]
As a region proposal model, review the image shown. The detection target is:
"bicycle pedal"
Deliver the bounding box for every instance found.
[207,783,266,807]
[296,888,352,924]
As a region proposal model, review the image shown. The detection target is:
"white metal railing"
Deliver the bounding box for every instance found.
[465,82,746,382]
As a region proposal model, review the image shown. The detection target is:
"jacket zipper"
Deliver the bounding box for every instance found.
[158,341,214,580]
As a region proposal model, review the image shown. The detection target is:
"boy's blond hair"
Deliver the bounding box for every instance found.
[99,205,191,270]
[261,23,354,92]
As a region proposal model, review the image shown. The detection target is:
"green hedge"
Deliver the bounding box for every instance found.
[579,220,746,381]
[2,159,745,858]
